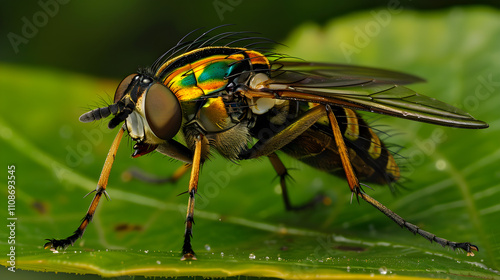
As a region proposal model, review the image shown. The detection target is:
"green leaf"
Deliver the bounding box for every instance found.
[1,7,500,279]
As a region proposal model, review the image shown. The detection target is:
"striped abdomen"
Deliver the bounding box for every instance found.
[281,104,400,185]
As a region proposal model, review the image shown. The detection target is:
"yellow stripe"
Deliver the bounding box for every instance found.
[245,50,271,66]
[367,128,382,159]
[173,86,204,102]
[343,109,359,141]
[385,154,400,181]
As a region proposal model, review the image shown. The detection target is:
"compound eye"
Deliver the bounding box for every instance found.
[114,74,137,103]
[145,83,182,140]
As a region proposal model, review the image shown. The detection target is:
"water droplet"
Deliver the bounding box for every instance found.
[379,266,388,275]
[436,159,447,170]
[249,253,256,260]
[156,260,161,264]
[205,244,211,251]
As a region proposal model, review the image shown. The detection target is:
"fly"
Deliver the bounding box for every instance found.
[44,26,488,260]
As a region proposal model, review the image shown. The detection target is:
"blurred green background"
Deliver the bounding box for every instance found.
[1,0,500,78]
[2,1,500,279]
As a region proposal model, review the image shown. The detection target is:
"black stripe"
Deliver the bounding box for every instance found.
[315,106,395,184]
[342,110,393,184]
[154,47,255,81]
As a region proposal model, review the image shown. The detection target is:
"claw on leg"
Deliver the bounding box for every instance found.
[181,135,203,260]
[43,128,124,252]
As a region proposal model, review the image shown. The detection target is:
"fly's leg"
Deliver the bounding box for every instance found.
[325,105,478,255]
[44,127,125,251]
[240,105,328,210]
[181,135,203,260]
[122,164,192,184]
[326,105,361,196]
[361,192,478,256]
[268,153,326,211]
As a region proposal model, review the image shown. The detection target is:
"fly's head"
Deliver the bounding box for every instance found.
[79,73,182,156]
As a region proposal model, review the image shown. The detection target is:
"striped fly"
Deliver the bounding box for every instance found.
[44,26,488,259]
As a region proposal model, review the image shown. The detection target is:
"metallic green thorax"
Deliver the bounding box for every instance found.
[148,47,270,139]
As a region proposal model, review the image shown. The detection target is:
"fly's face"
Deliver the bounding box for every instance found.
[80,73,183,154]
[115,74,182,144]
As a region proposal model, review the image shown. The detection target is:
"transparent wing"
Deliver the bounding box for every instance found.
[273,61,425,85]
[258,61,488,128]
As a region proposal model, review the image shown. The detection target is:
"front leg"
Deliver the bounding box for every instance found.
[44,127,125,251]
[181,134,203,260]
